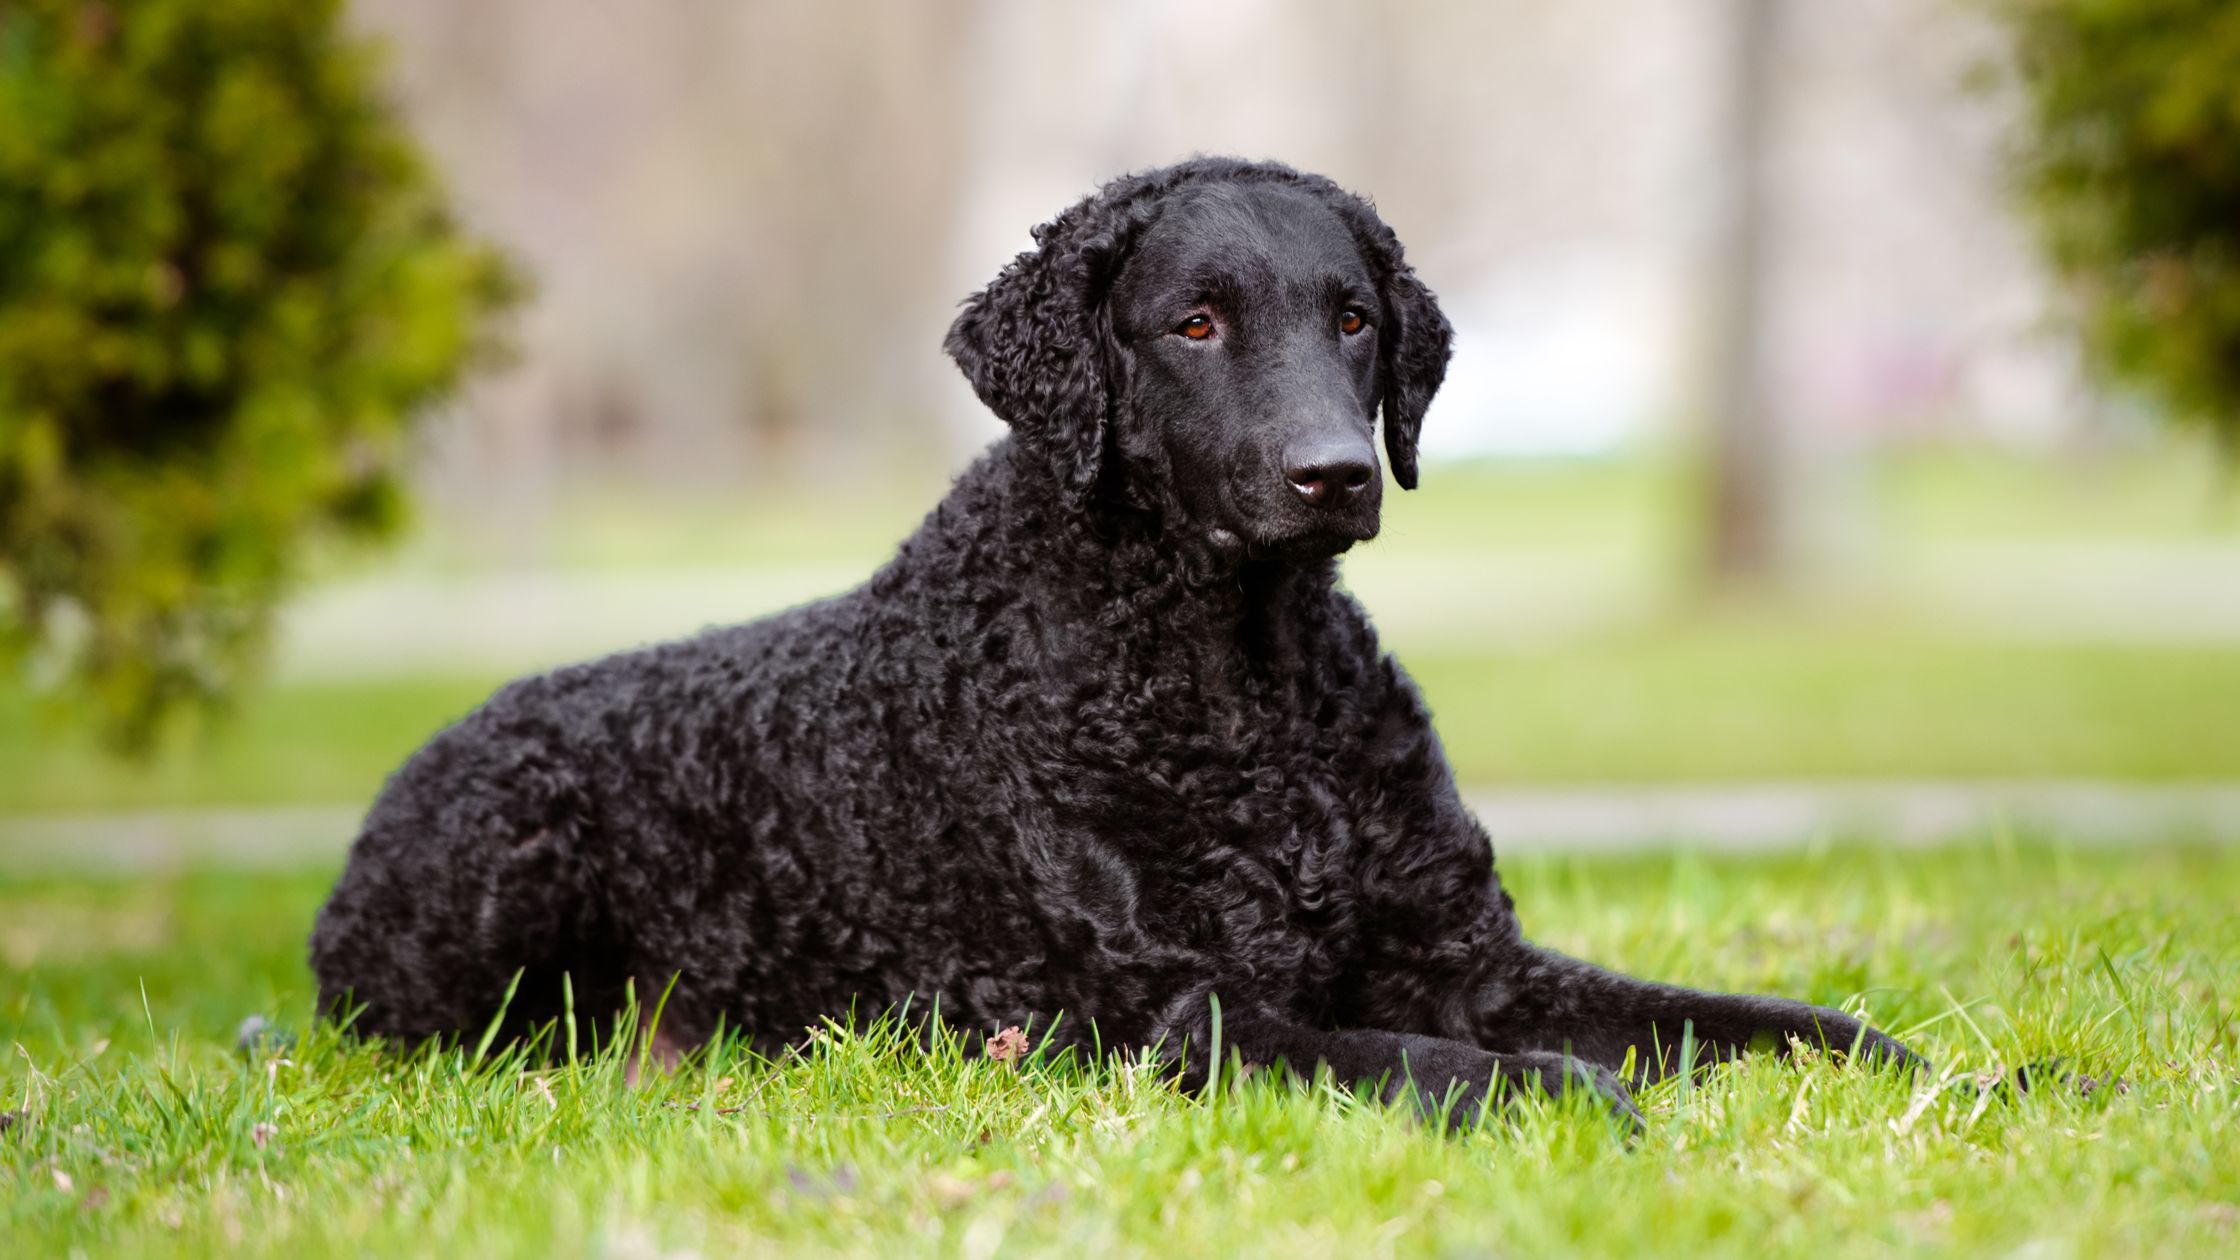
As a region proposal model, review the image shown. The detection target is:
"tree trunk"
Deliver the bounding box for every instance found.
[1703,0,1787,590]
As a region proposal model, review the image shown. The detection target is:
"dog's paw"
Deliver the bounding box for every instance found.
[1510,1052,1647,1138]
[1830,1019,1929,1076]
[1793,1006,1928,1076]
[1854,1027,1928,1074]
[1410,1050,1645,1139]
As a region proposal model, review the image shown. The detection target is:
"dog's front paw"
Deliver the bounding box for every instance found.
[1800,1007,1928,1075]
[1851,1025,1928,1074]
[1405,1049,1644,1138]
[1505,1051,1646,1137]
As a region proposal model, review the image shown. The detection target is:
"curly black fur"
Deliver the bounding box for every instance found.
[311,158,1920,1127]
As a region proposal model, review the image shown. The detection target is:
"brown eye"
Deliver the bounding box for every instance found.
[1339,309,1366,336]
[1176,314,1215,340]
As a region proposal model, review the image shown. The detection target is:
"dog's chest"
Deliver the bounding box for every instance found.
[1104,687,1382,955]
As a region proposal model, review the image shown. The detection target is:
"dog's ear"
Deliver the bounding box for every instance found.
[1372,262,1452,491]
[1321,195,1453,491]
[945,215,1129,509]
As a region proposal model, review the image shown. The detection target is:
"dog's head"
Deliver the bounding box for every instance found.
[945,158,1452,561]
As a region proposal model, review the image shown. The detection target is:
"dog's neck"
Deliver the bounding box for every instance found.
[974,443,1345,677]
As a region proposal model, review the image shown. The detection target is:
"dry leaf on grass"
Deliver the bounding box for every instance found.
[986,1026,1030,1065]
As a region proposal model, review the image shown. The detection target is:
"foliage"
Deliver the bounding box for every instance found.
[1997,0,2240,449]
[0,0,517,750]
[4,841,2237,1256]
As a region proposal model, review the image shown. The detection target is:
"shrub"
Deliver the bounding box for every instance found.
[0,0,518,750]
[1997,0,2240,450]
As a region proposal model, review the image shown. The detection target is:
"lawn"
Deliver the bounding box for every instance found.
[6,446,2239,814]
[5,840,2236,1257]
[7,632,2239,815]
[5,447,2237,1252]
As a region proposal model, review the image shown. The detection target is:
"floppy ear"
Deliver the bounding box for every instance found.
[1312,183,1453,491]
[944,221,1127,509]
[1374,265,1453,491]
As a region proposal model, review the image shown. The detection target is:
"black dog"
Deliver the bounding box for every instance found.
[311,158,1920,1127]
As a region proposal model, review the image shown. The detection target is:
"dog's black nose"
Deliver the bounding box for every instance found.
[1285,443,1375,509]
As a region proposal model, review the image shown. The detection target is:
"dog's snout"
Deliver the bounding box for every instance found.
[1284,438,1376,509]
[1288,461,1371,509]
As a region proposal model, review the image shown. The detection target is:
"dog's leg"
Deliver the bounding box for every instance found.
[310,795,619,1048]
[1472,945,1924,1082]
[1175,1008,1644,1133]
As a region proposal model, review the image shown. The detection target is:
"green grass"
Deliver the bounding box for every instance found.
[362,444,2239,576]
[6,630,2238,815]
[1412,629,2240,784]
[6,445,2239,815]
[4,840,2236,1256]
[0,678,498,814]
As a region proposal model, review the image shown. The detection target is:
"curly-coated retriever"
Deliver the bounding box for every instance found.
[311,157,1920,1128]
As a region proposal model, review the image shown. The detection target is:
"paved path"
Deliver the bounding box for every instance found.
[4,782,2237,873]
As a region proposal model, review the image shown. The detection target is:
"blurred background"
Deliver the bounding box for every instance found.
[4,0,2238,861]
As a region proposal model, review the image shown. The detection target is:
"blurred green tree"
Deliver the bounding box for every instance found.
[1999,0,2240,452]
[0,0,518,751]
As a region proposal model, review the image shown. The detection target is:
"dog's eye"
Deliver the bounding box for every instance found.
[1339,309,1367,336]
[1175,314,1215,341]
